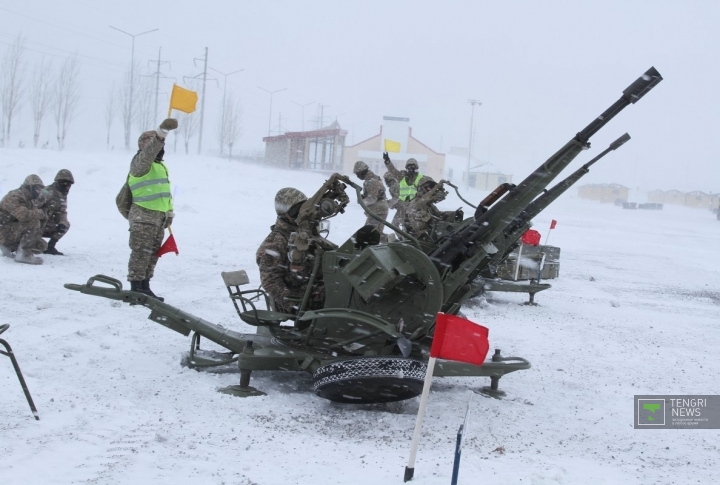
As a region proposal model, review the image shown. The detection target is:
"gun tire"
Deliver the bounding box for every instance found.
[312,356,427,404]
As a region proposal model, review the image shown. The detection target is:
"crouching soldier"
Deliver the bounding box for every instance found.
[405,178,463,240]
[0,174,49,265]
[42,169,74,255]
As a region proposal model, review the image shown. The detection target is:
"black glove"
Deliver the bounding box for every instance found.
[383,152,390,163]
[454,209,464,222]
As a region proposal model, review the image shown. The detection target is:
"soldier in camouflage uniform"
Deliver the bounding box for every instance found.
[126,118,178,301]
[0,174,49,264]
[404,178,463,240]
[41,169,74,255]
[256,188,310,314]
[382,153,431,235]
[353,161,388,233]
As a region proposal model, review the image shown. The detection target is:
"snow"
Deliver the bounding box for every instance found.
[1,146,719,485]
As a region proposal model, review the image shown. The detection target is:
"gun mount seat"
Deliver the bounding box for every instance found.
[221,270,295,327]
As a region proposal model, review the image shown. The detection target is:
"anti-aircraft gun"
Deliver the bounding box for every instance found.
[65,67,662,404]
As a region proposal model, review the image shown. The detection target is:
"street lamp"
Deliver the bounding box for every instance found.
[290,100,315,132]
[210,67,244,152]
[110,26,159,149]
[258,86,287,136]
[467,99,482,190]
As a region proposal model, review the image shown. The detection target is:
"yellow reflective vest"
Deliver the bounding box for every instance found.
[128,162,173,212]
[398,173,423,201]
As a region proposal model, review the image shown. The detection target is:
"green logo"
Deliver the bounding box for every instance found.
[643,403,661,420]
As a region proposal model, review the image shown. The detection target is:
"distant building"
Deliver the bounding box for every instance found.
[647,189,665,204]
[663,189,685,206]
[444,147,513,190]
[262,121,347,172]
[577,183,629,203]
[342,116,445,181]
[684,190,713,209]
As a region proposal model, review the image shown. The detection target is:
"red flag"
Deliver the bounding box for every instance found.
[157,234,179,257]
[521,229,541,246]
[430,313,490,366]
[550,219,557,229]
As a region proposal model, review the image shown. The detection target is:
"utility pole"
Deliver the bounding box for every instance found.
[195,47,209,154]
[291,100,315,132]
[209,66,244,154]
[149,47,171,123]
[110,26,159,149]
[316,103,330,129]
[467,99,482,190]
[258,86,287,136]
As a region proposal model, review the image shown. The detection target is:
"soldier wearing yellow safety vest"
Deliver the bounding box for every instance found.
[126,118,178,301]
[382,152,431,234]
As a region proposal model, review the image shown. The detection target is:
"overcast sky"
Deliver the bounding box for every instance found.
[1,0,718,192]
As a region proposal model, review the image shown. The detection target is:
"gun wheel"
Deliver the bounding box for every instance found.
[312,356,427,404]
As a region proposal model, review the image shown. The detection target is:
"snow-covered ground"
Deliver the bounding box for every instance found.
[1,147,718,485]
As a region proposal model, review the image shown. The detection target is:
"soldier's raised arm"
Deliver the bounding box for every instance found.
[129,118,178,177]
[383,151,403,179]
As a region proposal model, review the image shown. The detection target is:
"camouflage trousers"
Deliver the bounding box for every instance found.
[363,200,389,233]
[390,201,408,235]
[128,221,165,282]
[0,220,47,255]
[42,217,70,241]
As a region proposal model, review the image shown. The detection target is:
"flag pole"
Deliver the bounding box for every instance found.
[544,222,551,245]
[404,356,437,482]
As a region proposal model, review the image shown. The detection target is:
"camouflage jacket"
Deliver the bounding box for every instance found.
[42,183,70,226]
[0,186,46,225]
[405,189,457,238]
[128,134,170,226]
[361,170,387,207]
[256,216,314,311]
[383,158,431,200]
[383,173,400,209]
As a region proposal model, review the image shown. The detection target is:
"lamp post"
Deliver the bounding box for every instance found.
[258,86,287,136]
[466,99,482,190]
[110,26,159,149]
[291,101,315,132]
[210,67,244,152]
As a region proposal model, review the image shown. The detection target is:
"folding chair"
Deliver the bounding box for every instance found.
[220,270,295,327]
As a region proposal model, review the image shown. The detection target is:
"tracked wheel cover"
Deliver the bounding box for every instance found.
[312,356,427,403]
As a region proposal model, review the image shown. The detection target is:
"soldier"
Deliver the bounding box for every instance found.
[353,161,389,233]
[256,188,310,314]
[404,178,463,240]
[126,118,178,301]
[41,169,74,256]
[382,152,431,234]
[0,174,49,264]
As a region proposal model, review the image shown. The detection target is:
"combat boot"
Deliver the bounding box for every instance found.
[14,249,43,265]
[43,239,64,256]
[142,279,165,302]
[0,244,13,258]
[129,280,156,302]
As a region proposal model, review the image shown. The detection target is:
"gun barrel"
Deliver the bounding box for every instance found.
[432,68,661,268]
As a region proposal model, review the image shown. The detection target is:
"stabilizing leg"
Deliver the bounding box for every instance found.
[0,324,40,420]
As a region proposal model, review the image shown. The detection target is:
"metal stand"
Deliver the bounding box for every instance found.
[0,324,40,420]
[218,341,266,397]
[478,349,509,398]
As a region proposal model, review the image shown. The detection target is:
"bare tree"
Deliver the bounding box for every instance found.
[178,111,199,155]
[119,65,139,150]
[133,76,154,134]
[30,57,53,148]
[1,34,26,146]
[224,94,242,160]
[53,54,81,151]
[103,83,117,151]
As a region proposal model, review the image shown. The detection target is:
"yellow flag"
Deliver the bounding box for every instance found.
[384,139,401,153]
[169,84,198,114]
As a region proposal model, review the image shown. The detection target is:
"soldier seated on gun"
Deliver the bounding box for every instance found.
[42,169,74,256]
[256,187,338,315]
[0,174,49,265]
[404,178,463,240]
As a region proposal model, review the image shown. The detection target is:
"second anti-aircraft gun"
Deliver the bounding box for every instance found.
[65,67,662,404]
